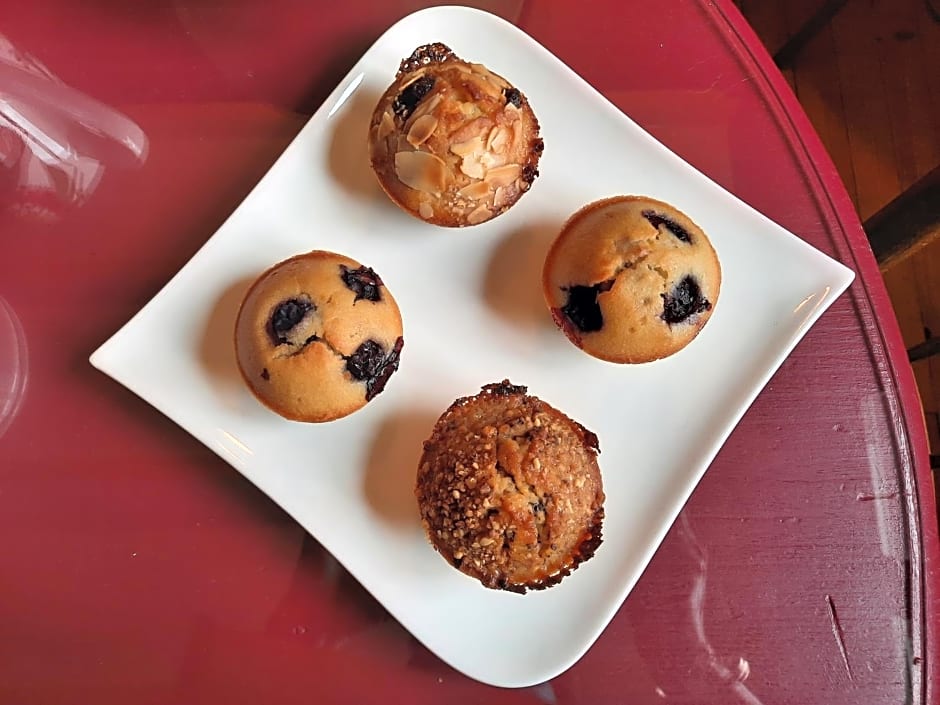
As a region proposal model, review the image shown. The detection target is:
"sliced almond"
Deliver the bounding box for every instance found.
[484,164,521,188]
[406,114,438,147]
[395,150,448,194]
[511,119,523,151]
[489,125,510,153]
[398,73,425,90]
[480,150,504,170]
[450,135,485,157]
[407,93,442,126]
[459,155,486,179]
[418,201,434,220]
[466,204,492,225]
[485,126,499,151]
[463,72,502,100]
[459,180,491,200]
[449,117,490,146]
[493,186,510,209]
[376,110,395,142]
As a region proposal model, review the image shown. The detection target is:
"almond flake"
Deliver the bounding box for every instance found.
[459,154,486,179]
[484,164,521,188]
[493,186,510,209]
[480,150,504,169]
[407,93,442,126]
[450,135,484,157]
[459,181,491,200]
[394,150,448,194]
[466,204,491,225]
[376,111,395,141]
[406,114,438,147]
[485,126,499,151]
[489,126,510,152]
[511,119,523,150]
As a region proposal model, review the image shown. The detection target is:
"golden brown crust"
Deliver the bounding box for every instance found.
[234,251,403,422]
[368,43,543,227]
[415,381,604,593]
[542,196,721,363]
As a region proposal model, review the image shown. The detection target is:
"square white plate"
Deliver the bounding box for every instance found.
[91,6,854,688]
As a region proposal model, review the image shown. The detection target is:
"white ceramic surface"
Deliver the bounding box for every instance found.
[90,6,855,688]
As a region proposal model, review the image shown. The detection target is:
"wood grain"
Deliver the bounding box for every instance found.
[830,0,901,220]
[875,0,940,188]
[790,22,858,208]
[738,0,940,456]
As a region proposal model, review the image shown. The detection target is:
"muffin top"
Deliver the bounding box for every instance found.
[416,381,604,593]
[234,250,403,422]
[543,196,721,363]
[368,43,543,227]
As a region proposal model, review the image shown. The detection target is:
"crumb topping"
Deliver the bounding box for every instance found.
[416,381,604,593]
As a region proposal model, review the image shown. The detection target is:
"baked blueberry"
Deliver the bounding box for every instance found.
[269,297,314,345]
[340,265,383,302]
[393,75,435,120]
[642,210,692,243]
[558,279,615,335]
[661,275,711,325]
[504,87,522,108]
[344,336,404,400]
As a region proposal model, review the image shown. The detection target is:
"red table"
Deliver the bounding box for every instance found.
[1,1,935,703]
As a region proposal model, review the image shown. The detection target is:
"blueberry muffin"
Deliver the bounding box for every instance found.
[416,381,604,593]
[368,43,543,227]
[542,196,721,363]
[234,251,403,422]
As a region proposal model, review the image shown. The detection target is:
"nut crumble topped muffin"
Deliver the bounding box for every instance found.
[416,381,604,593]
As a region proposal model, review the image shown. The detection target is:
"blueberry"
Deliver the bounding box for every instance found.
[393,75,435,120]
[260,368,270,381]
[642,210,692,243]
[521,164,539,184]
[661,275,711,324]
[340,265,383,302]
[482,380,527,397]
[503,87,522,108]
[560,279,615,333]
[398,43,455,74]
[269,298,313,344]
[345,336,404,400]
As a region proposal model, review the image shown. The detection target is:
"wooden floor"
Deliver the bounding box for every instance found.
[736,0,940,457]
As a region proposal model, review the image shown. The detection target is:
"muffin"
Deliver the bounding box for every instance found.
[543,196,721,363]
[368,43,543,227]
[416,381,604,593]
[234,250,403,422]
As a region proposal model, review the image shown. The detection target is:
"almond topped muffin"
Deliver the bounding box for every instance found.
[416,381,604,593]
[368,43,543,227]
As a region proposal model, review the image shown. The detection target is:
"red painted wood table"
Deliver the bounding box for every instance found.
[0,1,935,703]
